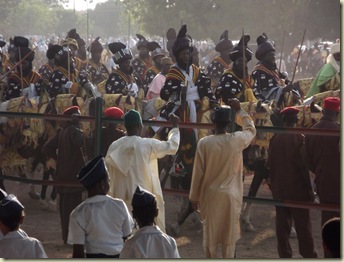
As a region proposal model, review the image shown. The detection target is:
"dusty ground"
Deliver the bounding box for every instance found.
[3,171,324,259]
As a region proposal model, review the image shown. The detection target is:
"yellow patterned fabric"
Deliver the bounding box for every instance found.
[297,78,314,98]
[102,94,136,112]
[240,101,273,158]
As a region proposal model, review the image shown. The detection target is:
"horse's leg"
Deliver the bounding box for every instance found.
[0,168,5,191]
[241,160,269,232]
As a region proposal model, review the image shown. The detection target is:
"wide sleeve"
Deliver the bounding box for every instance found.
[233,109,256,150]
[189,140,205,202]
[67,209,86,245]
[150,128,180,158]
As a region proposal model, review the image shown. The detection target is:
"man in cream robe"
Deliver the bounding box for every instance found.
[105,110,180,232]
[189,99,256,258]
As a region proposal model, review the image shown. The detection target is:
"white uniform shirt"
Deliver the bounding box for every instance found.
[105,128,180,232]
[67,195,134,255]
[0,229,47,258]
[120,225,180,258]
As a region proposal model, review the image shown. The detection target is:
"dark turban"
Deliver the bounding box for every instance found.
[255,33,275,61]
[215,30,233,52]
[108,42,133,64]
[136,34,149,50]
[229,34,253,62]
[88,37,103,53]
[172,24,193,57]
[14,36,35,63]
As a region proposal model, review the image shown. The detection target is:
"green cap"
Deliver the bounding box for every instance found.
[124,109,142,127]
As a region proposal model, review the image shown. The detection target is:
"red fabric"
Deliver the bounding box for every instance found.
[104,107,124,119]
[323,97,340,112]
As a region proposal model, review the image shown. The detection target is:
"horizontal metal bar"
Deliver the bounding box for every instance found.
[2,174,336,212]
[0,111,339,136]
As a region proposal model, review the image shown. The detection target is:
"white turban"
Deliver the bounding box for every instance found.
[330,43,340,55]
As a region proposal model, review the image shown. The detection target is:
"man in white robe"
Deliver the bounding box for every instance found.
[189,99,256,258]
[105,110,180,232]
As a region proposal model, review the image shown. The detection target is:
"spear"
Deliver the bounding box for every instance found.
[242,28,246,81]
[278,30,285,73]
[290,29,306,84]
[0,46,38,82]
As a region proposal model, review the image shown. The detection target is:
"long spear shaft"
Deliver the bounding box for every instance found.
[278,30,285,72]
[242,28,246,81]
[290,29,306,84]
[0,46,38,82]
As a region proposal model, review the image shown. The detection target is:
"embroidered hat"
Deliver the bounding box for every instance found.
[61,38,79,50]
[161,56,173,65]
[0,194,24,230]
[77,155,108,189]
[104,107,124,119]
[108,42,133,64]
[323,97,340,112]
[213,105,232,122]
[132,186,155,207]
[124,109,142,127]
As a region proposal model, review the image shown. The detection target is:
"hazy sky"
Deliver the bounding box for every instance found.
[65,0,108,11]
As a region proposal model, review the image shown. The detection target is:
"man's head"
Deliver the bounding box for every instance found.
[13,36,35,75]
[136,34,150,57]
[322,97,340,119]
[124,109,143,135]
[88,37,103,64]
[77,155,110,194]
[330,42,340,62]
[46,44,75,72]
[230,34,253,75]
[148,42,165,69]
[322,217,340,258]
[255,33,275,66]
[211,106,232,130]
[280,106,300,127]
[215,29,233,58]
[172,25,193,69]
[131,186,158,228]
[160,56,173,75]
[0,194,25,232]
[108,42,133,74]
[104,106,124,128]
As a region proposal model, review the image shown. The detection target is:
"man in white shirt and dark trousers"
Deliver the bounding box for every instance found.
[67,155,134,258]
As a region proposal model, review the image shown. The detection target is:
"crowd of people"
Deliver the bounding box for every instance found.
[0,24,340,258]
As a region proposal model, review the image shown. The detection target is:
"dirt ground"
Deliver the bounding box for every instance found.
[3,171,324,259]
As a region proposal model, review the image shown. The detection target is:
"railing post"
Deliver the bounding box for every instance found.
[230,108,236,132]
[94,97,103,157]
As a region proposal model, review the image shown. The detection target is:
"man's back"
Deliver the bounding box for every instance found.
[120,226,179,258]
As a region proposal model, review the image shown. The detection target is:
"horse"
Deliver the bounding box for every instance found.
[0,96,42,196]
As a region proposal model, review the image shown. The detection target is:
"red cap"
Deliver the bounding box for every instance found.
[280,106,300,117]
[63,106,80,115]
[104,107,124,119]
[323,97,340,112]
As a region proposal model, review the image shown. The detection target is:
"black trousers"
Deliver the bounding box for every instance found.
[86,253,119,258]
